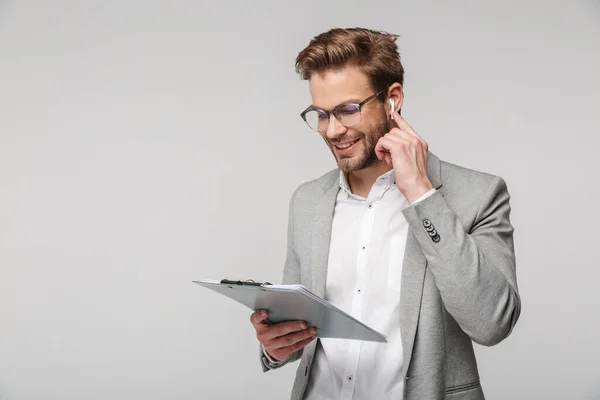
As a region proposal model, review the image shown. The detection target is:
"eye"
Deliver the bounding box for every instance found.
[316,111,329,120]
[337,104,360,115]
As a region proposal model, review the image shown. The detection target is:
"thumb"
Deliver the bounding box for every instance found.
[250,309,269,326]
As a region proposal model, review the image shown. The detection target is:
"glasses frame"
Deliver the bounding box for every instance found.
[300,90,385,133]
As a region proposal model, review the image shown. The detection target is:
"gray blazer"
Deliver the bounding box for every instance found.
[260,150,521,400]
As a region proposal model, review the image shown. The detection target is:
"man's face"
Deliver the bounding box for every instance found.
[308,66,391,174]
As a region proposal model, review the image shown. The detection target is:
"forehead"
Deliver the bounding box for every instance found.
[308,66,373,109]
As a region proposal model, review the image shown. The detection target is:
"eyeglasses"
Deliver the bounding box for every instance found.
[300,90,384,133]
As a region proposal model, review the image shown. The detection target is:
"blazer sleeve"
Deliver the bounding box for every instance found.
[260,185,304,372]
[401,176,521,346]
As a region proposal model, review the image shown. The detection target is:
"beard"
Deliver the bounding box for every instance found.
[332,109,392,174]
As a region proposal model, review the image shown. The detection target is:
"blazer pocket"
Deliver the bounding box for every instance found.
[444,381,482,395]
[388,234,406,292]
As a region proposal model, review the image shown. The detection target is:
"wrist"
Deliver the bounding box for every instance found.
[406,182,434,205]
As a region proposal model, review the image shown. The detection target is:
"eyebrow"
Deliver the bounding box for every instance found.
[311,98,363,110]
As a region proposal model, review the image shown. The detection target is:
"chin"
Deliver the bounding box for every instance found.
[338,157,366,173]
[340,153,381,173]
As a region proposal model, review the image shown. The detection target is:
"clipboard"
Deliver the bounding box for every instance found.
[193,278,387,343]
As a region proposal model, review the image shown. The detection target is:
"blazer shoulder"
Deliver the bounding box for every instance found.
[440,158,507,192]
[438,158,511,218]
[291,168,339,200]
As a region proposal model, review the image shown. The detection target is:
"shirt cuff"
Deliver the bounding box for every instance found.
[262,344,284,365]
[411,188,437,205]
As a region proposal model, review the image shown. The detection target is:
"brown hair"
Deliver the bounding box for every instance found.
[295,27,404,98]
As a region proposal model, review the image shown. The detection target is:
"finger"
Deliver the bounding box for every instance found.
[387,127,422,146]
[269,326,317,350]
[279,334,317,355]
[381,134,419,158]
[386,128,427,153]
[392,111,421,139]
[377,134,398,168]
[250,309,269,326]
[266,334,317,362]
[384,153,392,166]
[261,320,309,341]
[384,130,413,145]
[375,136,394,160]
[271,320,310,338]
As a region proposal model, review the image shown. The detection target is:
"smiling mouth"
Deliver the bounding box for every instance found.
[334,139,360,151]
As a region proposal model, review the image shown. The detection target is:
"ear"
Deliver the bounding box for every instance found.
[387,83,404,114]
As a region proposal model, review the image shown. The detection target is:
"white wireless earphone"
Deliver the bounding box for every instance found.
[389,99,395,117]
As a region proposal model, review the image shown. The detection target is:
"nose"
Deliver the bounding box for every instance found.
[324,114,347,141]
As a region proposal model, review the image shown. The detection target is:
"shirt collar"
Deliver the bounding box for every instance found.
[338,169,396,199]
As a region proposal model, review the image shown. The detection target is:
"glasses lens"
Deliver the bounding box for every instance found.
[335,104,361,127]
[303,104,362,132]
[304,110,329,132]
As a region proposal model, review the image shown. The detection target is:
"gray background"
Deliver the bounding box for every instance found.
[1,0,599,399]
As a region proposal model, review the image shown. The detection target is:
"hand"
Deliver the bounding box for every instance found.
[374,110,433,204]
[250,309,317,362]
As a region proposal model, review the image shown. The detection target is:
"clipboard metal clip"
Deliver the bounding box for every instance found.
[220,279,272,287]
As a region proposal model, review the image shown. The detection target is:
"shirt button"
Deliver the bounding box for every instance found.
[368,204,373,208]
[361,245,366,250]
[357,288,362,294]
[347,375,353,382]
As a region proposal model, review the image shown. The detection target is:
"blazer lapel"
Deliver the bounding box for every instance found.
[400,150,442,376]
[309,173,339,298]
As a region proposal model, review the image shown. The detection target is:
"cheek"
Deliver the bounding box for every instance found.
[361,112,387,135]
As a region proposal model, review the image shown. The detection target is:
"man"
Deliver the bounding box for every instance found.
[250,27,521,400]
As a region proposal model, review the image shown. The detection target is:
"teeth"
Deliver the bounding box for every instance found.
[336,140,357,149]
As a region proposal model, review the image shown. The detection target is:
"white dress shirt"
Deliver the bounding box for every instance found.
[301,169,436,400]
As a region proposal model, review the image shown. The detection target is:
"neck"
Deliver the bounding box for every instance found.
[345,161,393,198]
